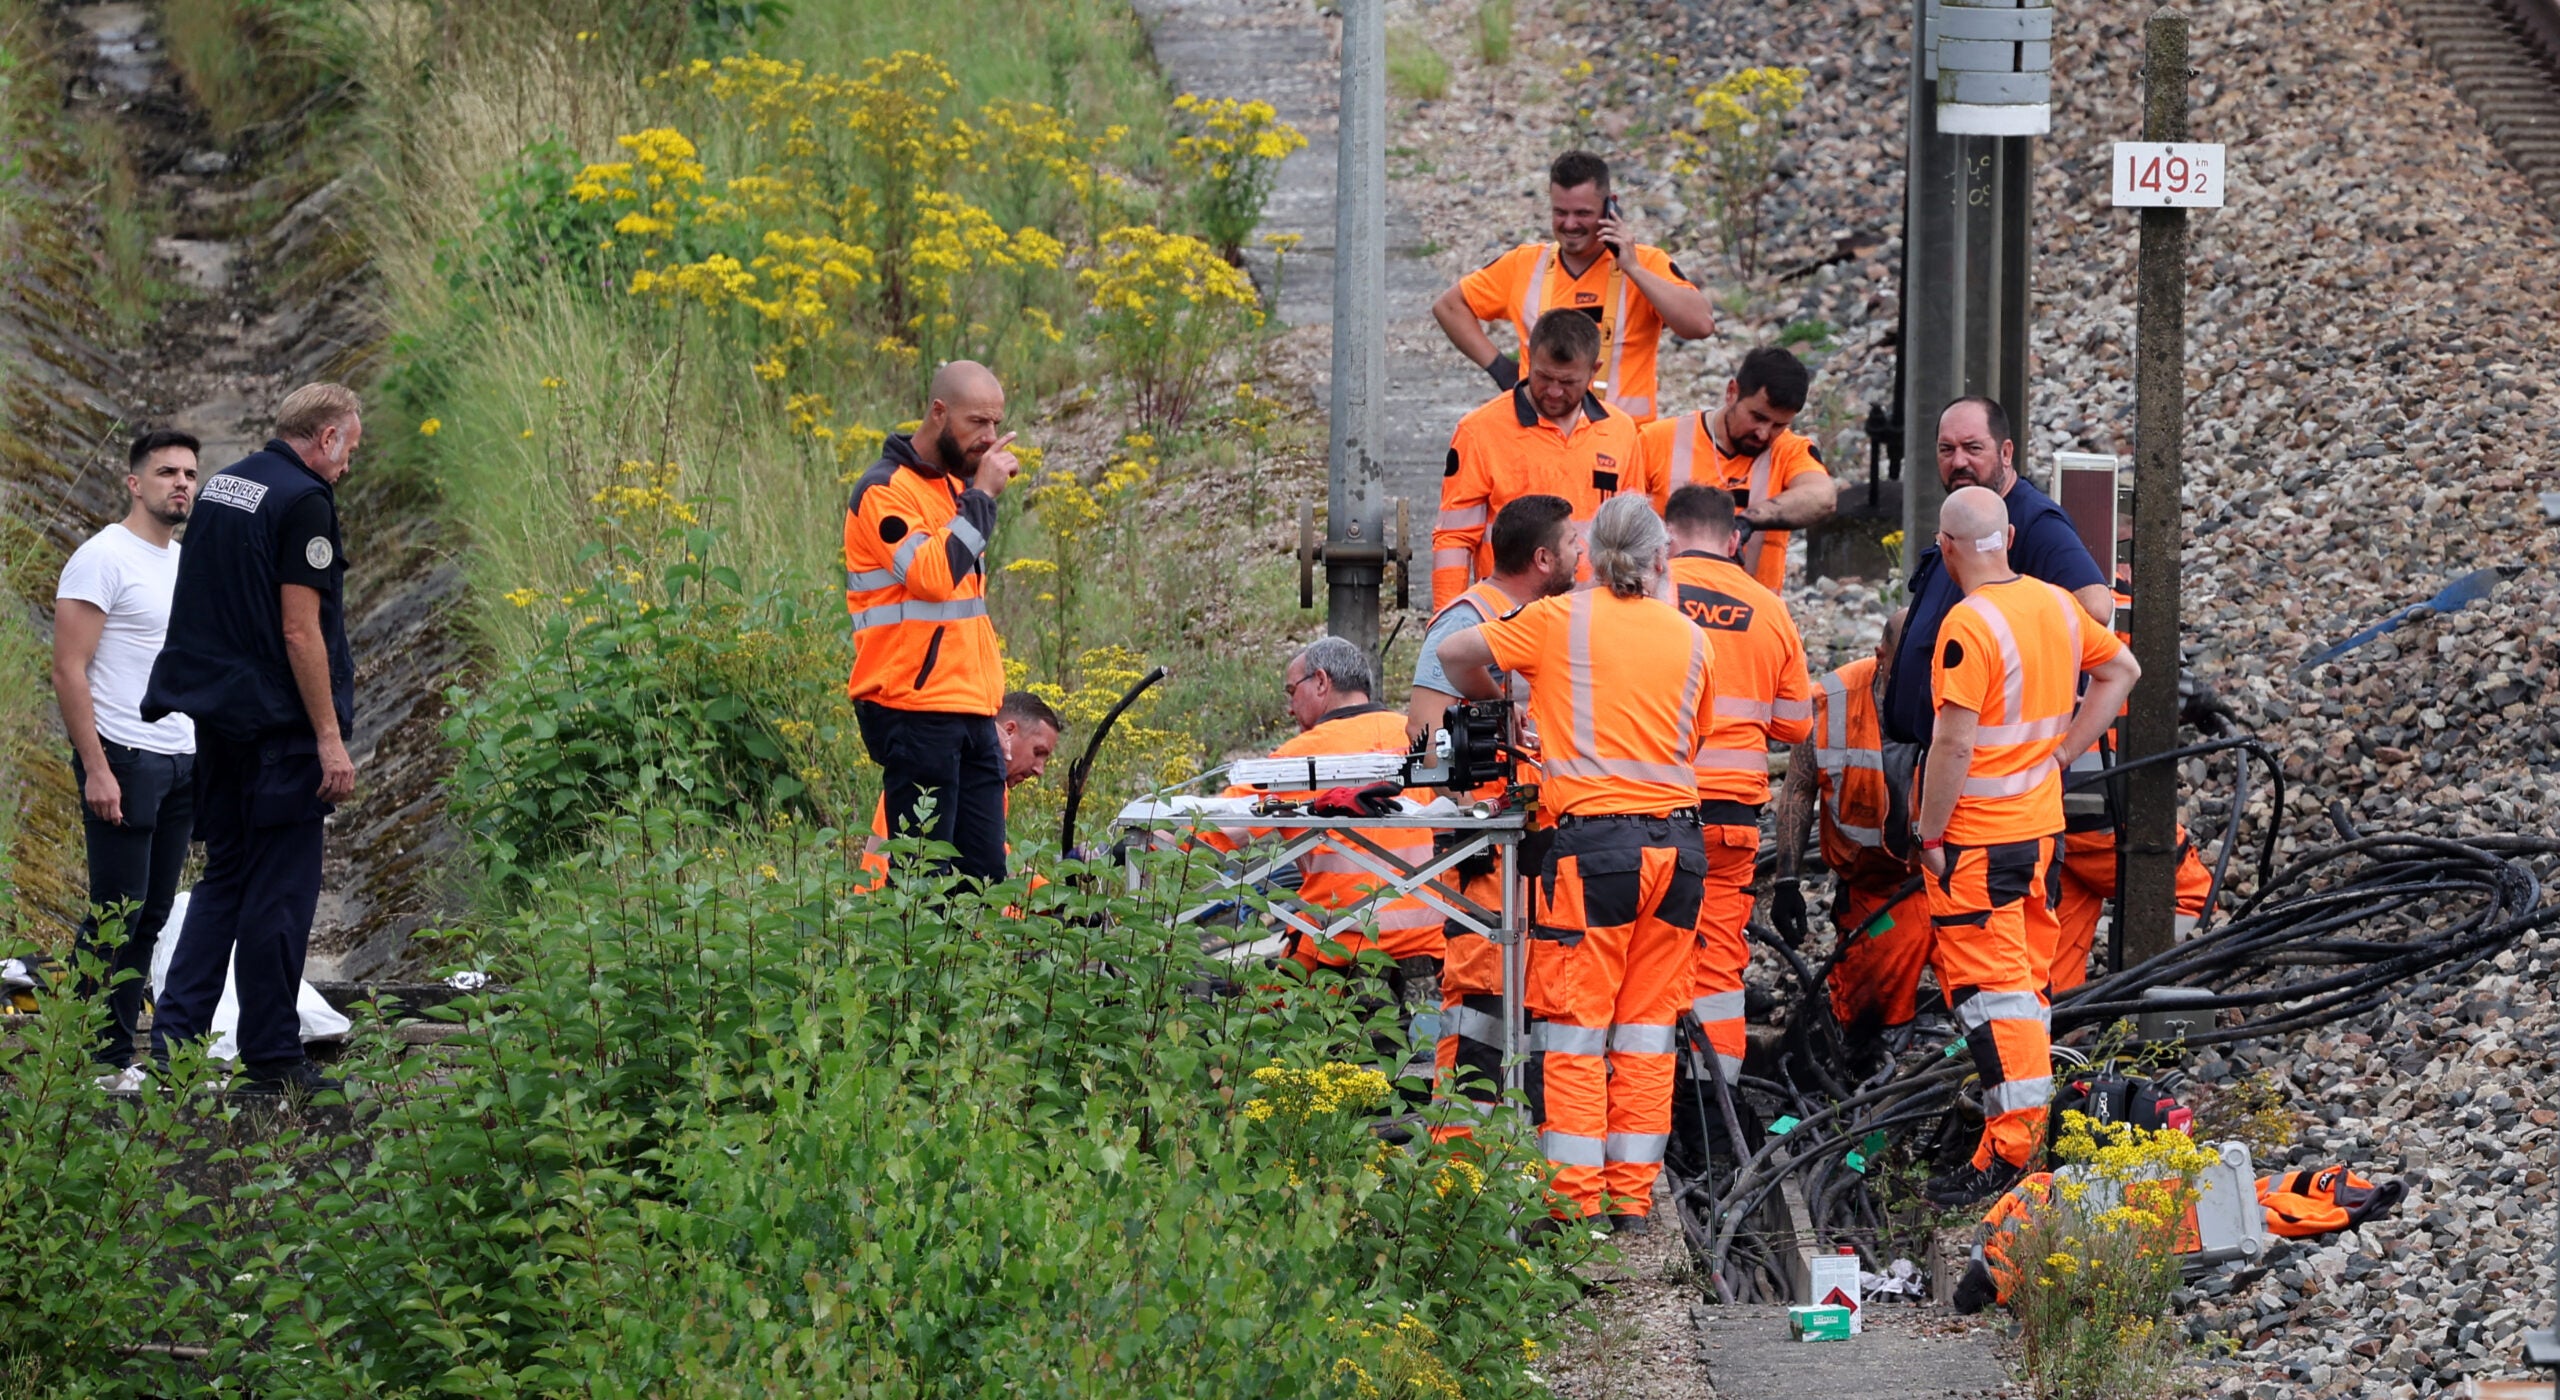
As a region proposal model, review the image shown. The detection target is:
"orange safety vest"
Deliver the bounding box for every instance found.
[843,436,1001,715]
[1432,386,1645,612]
[1812,658,1918,888]
[1667,551,1813,806]
[1211,706,1442,963]
[1642,413,1828,592]
[1477,588,1716,818]
[1931,576,2124,846]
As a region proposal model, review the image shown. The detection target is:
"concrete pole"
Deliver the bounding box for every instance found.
[1325,0,1388,657]
[2120,10,2190,966]
[1901,0,2036,570]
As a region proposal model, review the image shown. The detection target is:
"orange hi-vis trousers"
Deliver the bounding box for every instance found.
[1826,874,1934,1035]
[2048,827,2215,994]
[1927,836,2062,1171]
[1687,815,1761,1087]
[1435,866,1511,1129]
[1525,814,1707,1219]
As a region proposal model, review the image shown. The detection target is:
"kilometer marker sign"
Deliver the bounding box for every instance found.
[2112,142,2227,208]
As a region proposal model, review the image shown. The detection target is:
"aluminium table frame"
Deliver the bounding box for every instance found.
[1117,810,1534,1093]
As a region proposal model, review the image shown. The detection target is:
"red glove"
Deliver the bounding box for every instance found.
[1309,781,1403,818]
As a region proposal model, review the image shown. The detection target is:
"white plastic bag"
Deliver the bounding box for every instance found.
[149,890,353,1060]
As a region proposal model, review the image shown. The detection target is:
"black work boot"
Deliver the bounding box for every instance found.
[1923,1157,2027,1209]
[240,1058,346,1099]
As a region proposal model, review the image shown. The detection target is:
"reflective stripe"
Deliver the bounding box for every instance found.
[1984,1076,2055,1116]
[1690,991,1746,1022]
[1536,1023,1609,1056]
[848,596,990,632]
[2173,913,2199,940]
[1549,754,1700,786]
[1715,696,1775,722]
[1956,989,2050,1029]
[1540,1130,1607,1167]
[1739,448,1774,576]
[1616,395,1653,418]
[1373,904,1446,931]
[1831,822,1885,846]
[1438,505,1489,529]
[1714,1052,1745,1085]
[1440,1004,1506,1046]
[2066,744,2109,773]
[1299,848,1434,874]
[1517,245,1552,336]
[1433,548,1473,568]
[1960,592,2028,734]
[1773,695,1814,722]
[1555,590,1706,791]
[948,515,987,555]
[1605,1130,1669,1164]
[890,530,928,581]
[1961,760,2055,798]
[1609,1022,1678,1055]
[1690,747,1768,772]
[1670,415,1698,483]
[846,567,899,591]
[1815,747,1883,772]
[1975,713,2071,745]
[1820,671,1850,752]
[1672,627,1710,772]
[1569,592,1600,767]
[1601,263,1630,400]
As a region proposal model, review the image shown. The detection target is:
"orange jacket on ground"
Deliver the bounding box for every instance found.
[843,435,1001,715]
[1640,414,1830,591]
[1209,705,1441,965]
[1930,577,2127,846]
[1477,588,1716,818]
[1667,551,1813,806]
[1457,241,1697,421]
[1433,387,1645,611]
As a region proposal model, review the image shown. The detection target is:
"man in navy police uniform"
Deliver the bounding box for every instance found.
[143,383,363,1095]
[1881,396,2116,746]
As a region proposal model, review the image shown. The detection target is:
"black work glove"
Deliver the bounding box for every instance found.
[1351,780,1402,818]
[1485,353,1520,392]
[1771,877,1809,947]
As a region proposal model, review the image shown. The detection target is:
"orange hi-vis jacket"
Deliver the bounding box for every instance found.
[1211,705,1442,964]
[1931,577,2129,847]
[1812,658,1917,888]
[1458,241,1696,420]
[843,434,1001,716]
[1668,551,1813,806]
[1640,413,1831,592]
[858,793,1035,893]
[1478,588,1716,818]
[1434,386,1645,611]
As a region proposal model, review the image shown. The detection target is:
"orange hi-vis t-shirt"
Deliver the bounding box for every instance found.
[1433,386,1645,611]
[1667,552,1813,806]
[1639,413,1830,592]
[1477,588,1717,818]
[1930,576,2127,845]
[1459,241,1696,420]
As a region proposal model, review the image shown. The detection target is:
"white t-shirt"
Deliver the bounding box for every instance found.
[56,522,194,755]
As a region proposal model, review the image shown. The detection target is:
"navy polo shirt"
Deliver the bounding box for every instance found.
[1881,472,2105,746]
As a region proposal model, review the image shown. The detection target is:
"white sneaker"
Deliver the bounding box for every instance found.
[94,1064,150,1093]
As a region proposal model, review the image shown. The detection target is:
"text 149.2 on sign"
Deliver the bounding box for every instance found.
[2111,142,2227,209]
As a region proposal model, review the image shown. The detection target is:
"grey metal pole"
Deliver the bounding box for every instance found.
[1325,0,1388,657]
[2120,10,2190,967]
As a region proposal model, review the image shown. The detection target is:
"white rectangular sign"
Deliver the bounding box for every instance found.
[2111,142,2226,208]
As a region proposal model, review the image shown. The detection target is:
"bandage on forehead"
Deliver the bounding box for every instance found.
[1972,533,2005,553]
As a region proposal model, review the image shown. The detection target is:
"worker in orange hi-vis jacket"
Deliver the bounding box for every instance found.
[1660,485,1812,1092]
[1912,486,2140,1209]
[1432,312,1645,612]
[1437,495,1716,1234]
[1431,149,1717,424]
[1203,637,1442,974]
[859,690,1064,890]
[1405,494,1579,1126]
[1638,345,1839,592]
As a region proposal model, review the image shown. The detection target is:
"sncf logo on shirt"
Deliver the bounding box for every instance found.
[1677,585,1755,632]
[200,475,269,513]
[1573,291,1601,306]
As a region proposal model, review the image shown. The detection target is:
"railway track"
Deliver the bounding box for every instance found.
[2399,0,2560,217]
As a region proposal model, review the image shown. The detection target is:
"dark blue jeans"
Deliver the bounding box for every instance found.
[151,731,332,1069]
[854,702,1007,882]
[70,741,195,1066]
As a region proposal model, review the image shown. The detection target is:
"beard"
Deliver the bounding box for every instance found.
[935,426,982,473]
[148,498,190,527]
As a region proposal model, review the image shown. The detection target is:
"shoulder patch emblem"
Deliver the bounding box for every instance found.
[1941,639,1965,669]
[199,475,268,513]
[305,536,334,569]
[879,516,909,544]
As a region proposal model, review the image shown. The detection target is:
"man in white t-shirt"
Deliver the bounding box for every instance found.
[52,429,201,1073]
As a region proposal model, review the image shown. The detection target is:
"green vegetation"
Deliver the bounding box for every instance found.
[1387,25,1453,102]
[1473,0,1515,67]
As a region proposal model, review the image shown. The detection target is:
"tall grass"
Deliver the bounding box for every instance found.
[1388,25,1453,100]
[1473,0,1515,67]
[161,0,328,141]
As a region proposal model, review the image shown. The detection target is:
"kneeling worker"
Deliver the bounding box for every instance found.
[1641,346,1837,592]
[1438,495,1717,1230]
[1912,487,2139,1206]
[1662,485,1812,1089]
[1405,494,1579,1113]
[861,690,1063,884]
[1213,638,1440,974]
[1431,149,1715,422]
[844,360,1021,881]
[1432,311,1642,610]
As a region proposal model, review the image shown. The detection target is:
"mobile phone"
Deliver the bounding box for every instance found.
[1602,194,1623,257]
